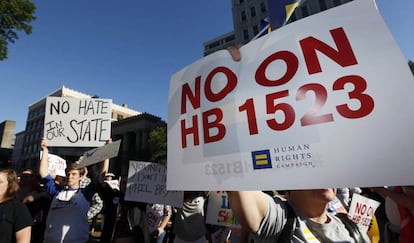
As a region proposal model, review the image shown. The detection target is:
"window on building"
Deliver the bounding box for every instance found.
[250,6,256,17]
[117,114,124,120]
[253,25,259,35]
[319,0,327,10]
[301,6,309,17]
[243,29,249,41]
[225,35,235,42]
[241,11,246,21]
[333,0,341,6]
[208,41,220,49]
[260,2,266,13]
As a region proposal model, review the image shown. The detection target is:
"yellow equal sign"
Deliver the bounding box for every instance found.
[255,153,269,165]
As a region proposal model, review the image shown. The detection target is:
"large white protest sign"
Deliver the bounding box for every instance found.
[44,97,112,147]
[125,161,183,207]
[40,151,67,177]
[206,191,240,228]
[77,139,121,168]
[167,0,414,190]
[348,193,381,233]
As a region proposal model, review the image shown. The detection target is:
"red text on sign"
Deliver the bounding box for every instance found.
[180,27,374,148]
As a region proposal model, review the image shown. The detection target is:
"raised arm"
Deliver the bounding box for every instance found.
[87,138,114,194]
[39,138,49,178]
[100,138,112,175]
[227,191,268,233]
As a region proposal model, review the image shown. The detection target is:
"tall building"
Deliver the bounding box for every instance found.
[231,0,268,46]
[204,0,353,56]
[0,120,15,168]
[16,86,141,171]
[0,120,15,148]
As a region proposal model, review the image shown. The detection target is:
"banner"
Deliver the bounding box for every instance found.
[167,0,414,190]
[348,193,381,233]
[44,97,112,147]
[125,161,183,208]
[77,139,121,168]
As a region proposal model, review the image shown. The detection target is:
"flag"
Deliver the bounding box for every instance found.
[267,0,303,31]
[256,17,271,39]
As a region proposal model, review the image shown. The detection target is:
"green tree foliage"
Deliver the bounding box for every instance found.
[0,0,36,60]
[148,125,167,163]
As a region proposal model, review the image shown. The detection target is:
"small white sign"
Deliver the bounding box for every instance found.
[125,161,184,208]
[348,193,381,233]
[40,151,67,177]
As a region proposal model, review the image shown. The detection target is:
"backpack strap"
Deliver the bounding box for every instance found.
[277,201,296,242]
[336,213,365,243]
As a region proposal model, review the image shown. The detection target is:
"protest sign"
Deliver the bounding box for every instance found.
[40,151,67,177]
[167,0,414,190]
[327,197,347,214]
[44,97,112,147]
[125,161,183,207]
[206,191,240,228]
[348,193,381,233]
[77,139,121,168]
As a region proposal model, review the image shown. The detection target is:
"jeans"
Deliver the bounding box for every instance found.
[151,230,167,243]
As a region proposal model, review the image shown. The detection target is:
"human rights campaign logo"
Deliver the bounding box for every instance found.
[251,150,272,170]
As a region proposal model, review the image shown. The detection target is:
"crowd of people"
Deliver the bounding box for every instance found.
[0,138,412,243]
[2,153,414,243]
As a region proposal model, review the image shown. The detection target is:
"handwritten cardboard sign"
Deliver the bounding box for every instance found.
[206,191,240,228]
[348,193,381,233]
[124,161,183,207]
[40,151,67,177]
[77,139,121,168]
[44,97,112,147]
[167,0,414,190]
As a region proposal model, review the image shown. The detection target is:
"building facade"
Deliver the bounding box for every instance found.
[204,0,353,55]
[0,120,15,148]
[0,120,15,168]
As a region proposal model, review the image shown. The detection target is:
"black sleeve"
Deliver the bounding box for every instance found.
[87,162,116,200]
[14,201,33,231]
